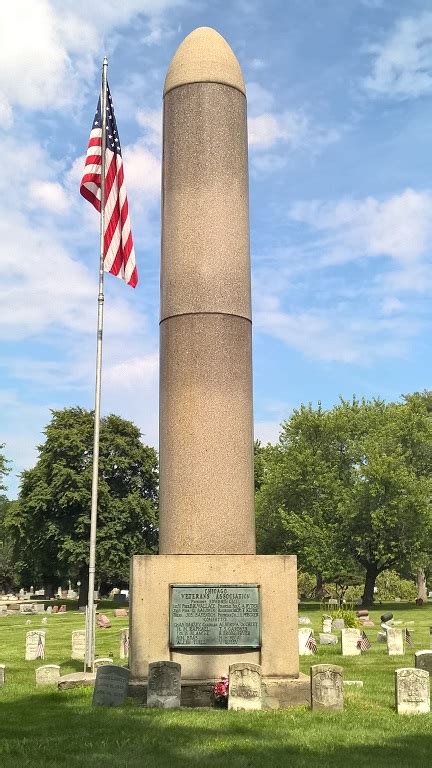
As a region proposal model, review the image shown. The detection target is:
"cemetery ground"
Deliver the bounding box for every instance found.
[0,603,431,768]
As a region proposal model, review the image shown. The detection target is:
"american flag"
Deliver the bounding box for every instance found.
[80,83,138,288]
[357,631,371,651]
[36,633,45,660]
[306,632,317,654]
[405,628,414,647]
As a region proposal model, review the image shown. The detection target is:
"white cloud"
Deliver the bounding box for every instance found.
[364,12,432,98]
[249,111,308,149]
[136,108,162,146]
[249,58,266,71]
[123,141,161,197]
[289,188,432,269]
[28,181,71,214]
[0,0,186,120]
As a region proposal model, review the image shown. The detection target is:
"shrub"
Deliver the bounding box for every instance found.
[327,608,360,628]
[375,571,417,602]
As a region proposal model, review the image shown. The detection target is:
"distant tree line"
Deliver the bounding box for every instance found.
[1,392,432,606]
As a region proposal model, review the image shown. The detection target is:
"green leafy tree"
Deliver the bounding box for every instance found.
[256,397,432,606]
[7,408,158,602]
[0,495,18,593]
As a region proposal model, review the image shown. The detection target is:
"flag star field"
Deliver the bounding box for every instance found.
[1,0,432,497]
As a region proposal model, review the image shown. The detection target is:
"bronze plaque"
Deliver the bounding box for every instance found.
[170,584,261,648]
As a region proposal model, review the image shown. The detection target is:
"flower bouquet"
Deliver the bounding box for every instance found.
[212,675,229,708]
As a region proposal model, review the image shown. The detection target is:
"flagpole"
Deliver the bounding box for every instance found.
[85,55,108,673]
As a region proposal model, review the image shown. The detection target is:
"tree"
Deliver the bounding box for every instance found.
[256,403,360,595]
[256,397,432,606]
[7,408,158,602]
[0,444,9,493]
[0,495,18,593]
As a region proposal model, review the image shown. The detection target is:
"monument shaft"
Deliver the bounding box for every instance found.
[159,29,255,554]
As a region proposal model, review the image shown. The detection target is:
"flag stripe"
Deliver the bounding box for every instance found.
[79,84,137,287]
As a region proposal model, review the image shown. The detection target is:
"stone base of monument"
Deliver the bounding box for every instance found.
[128,674,310,709]
[129,553,304,709]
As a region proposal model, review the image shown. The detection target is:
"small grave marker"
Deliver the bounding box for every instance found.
[147,661,181,708]
[341,628,361,656]
[25,631,45,661]
[319,633,338,645]
[92,665,130,707]
[94,658,113,669]
[228,662,262,711]
[395,668,430,715]
[36,665,60,685]
[71,630,86,661]
[310,664,343,710]
[119,628,129,660]
[387,627,404,656]
[298,627,314,656]
[415,651,432,675]
[0,665,5,686]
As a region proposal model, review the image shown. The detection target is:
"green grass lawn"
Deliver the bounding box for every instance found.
[1,602,431,767]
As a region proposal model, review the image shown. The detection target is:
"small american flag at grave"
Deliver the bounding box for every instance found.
[306,632,317,654]
[357,631,371,651]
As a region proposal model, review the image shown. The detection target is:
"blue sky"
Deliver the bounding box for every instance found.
[2,0,432,497]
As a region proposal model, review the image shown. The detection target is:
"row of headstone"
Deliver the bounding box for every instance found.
[310,664,431,714]
[301,627,432,657]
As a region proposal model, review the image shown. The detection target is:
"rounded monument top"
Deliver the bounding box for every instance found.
[164,27,245,97]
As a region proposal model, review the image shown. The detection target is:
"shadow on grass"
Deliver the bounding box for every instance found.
[1,690,432,768]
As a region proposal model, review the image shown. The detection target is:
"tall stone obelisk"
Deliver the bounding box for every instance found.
[159,27,255,555]
[130,27,305,709]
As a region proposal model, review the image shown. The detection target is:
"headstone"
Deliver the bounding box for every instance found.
[395,668,430,715]
[387,627,404,656]
[58,604,66,613]
[94,658,113,669]
[341,628,361,656]
[119,628,129,660]
[319,633,338,645]
[0,665,5,686]
[46,606,52,614]
[310,664,343,711]
[298,617,311,625]
[25,631,46,660]
[147,661,181,708]
[332,618,345,631]
[361,620,375,628]
[52,606,59,614]
[328,598,338,607]
[415,651,432,675]
[96,613,111,629]
[228,662,262,711]
[114,608,128,618]
[356,610,369,618]
[71,630,86,661]
[35,665,60,685]
[0,605,7,616]
[35,604,45,613]
[92,665,130,707]
[19,603,33,614]
[298,627,314,656]
[322,617,332,634]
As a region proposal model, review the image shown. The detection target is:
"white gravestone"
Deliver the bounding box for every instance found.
[94,658,113,670]
[71,630,86,661]
[119,628,129,660]
[341,628,361,656]
[93,665,130,707]
[387,627,404,656]
[36,665,60,685]
[25,631,45,661]
[322,617,332,634]
[298,627,314,656]
[228,663,262,711]
[310,664,343,711]
[0,664,5,686]
[395,668,430,715]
